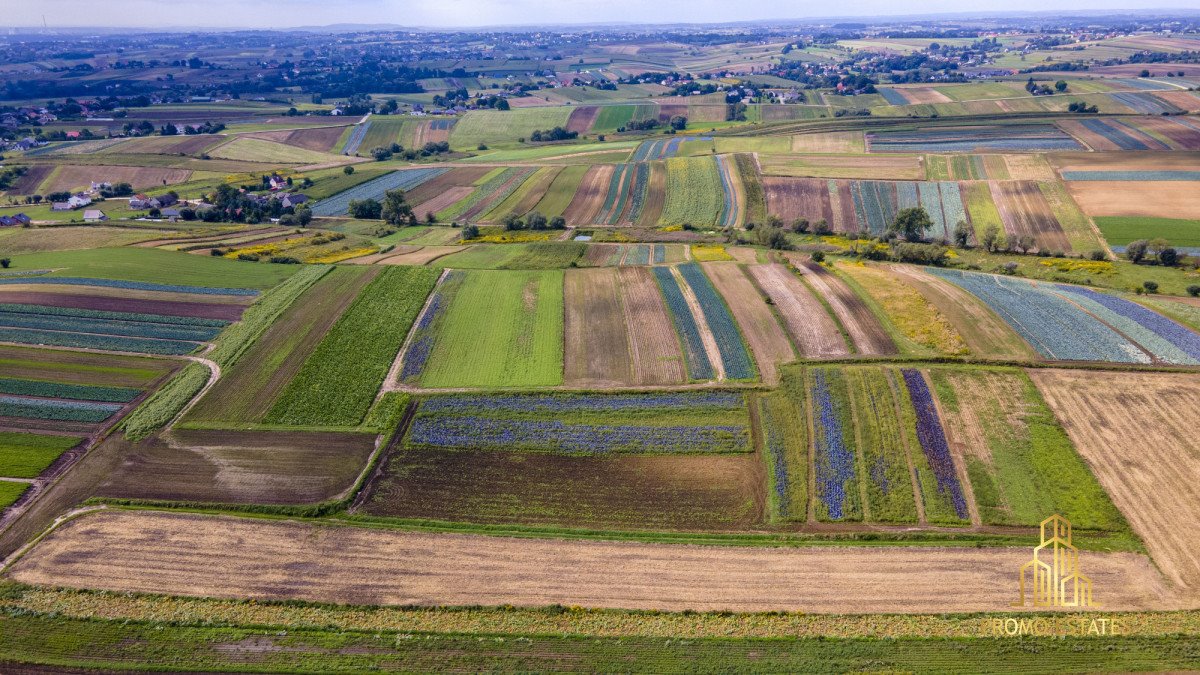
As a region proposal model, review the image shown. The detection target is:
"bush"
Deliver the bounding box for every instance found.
[1159,247,1179,267]
[237,253,260,262]
[811,250,825,263]
[1088,250,1106,261]
[343,166,354,175]
[1187,285,1200,297]
[892,242,947,265]
[269,256,301,264]
[1143,280,1159,293]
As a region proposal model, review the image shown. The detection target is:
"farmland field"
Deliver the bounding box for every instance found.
[8,23,1200,673]
[412,269,563,388]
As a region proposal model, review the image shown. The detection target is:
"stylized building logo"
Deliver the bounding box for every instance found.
[1013,514,1098,608]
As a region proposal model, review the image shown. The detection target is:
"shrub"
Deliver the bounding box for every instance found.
[343,166,354,175]
[811,250,826,263]
[1088,250,1106,261]
[237,253,260,262]
[1143,280,1159,293]
[1187,285,1200,297]
[892,242,947,265]
[1159,247,1179,267]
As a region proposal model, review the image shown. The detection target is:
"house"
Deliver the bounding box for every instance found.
[67,194,92,209]
[280,193,308,208]
[90,181,112,193]
[0,214,30,227]
[129,194,151,209]
[83,209,106,222]
[160,208,181,220]
[51,202,71,211]
[149,193,177,209]
[65,131,81,139]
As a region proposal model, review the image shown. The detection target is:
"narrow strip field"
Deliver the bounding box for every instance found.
[8,510,1177,613]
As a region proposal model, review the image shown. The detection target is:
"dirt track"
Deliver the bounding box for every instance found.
[7,510,1186,614]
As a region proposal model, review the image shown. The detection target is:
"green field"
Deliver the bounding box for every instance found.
[13,248,298,289]
[660,156,724,227]
[265,266,440,427]
[1094,216,1200,248]
[419,269,563,388]
[449,108,574,149]
[0,433,83,478]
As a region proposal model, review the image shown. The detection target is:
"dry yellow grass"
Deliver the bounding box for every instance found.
[836,261,967,356]
[8,509,1183,613]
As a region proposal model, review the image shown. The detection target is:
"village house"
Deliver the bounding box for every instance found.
[83,209,107,222]
[0,214,31,227]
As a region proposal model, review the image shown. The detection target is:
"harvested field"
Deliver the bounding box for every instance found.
[208,137,341,165]
[885,265,1037,360]
[562,165,615,225]
[363,446,760,530]
[411,186,474,220]
[702,262,793,384]
[617,266,687,385]
[9,509,1180,612]
[563,267,633,387]
[379,243,468,265]
[790,132,864,154]
[747,264,848,358]
[989,181,1071,252]
[185,267,376,423]
[3,165,52,194]
[402,167,493,208]
[39,165,192,194]
[898,87,953,104]
[1030,369,1200,592]
[0,282,255,308]
[792,259,897,356]
[0,227,165,253]
[636,161,667,226]
[565,106,600,134]
[763,177,834,226]
[277,126,347,152]
[1152,90,1200,113]
[759,154,923,180]
[94,430,377,504]
[1066,181,1200,220]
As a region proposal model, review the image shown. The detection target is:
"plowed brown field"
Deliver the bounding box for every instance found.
[702,262,794,384]
[618,266,687,384]
[791,259,897,356]
[747,264,848,359]
[989,181,1071,253]
[8,510,1180,613]
[563,165,615,225]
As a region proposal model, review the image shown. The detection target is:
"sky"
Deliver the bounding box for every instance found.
[6,0,1199,29]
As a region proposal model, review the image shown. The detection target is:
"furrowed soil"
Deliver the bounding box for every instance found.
[617,266,687,384]
[563,165,615,225]
[791,259,897,356]
[1066,181,1200,220]
[0,290,246,321]
[185,266,376,423]
[361,447,760,531]
[762,177,833,225]
[564,267,634,387]
[702,262,794,384]
[989,181,1071,253]
[8,509,1180,613]
[1029,369,1200,593]
[746,264,848,358]
[93,430,377,504]
[0,345,173,389]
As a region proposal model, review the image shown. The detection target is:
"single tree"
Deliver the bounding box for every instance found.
[792,218,810,234]
[343,166,355,176]
[982,224,1000,253]
[952,220,971,248]
[381,189,416,226]
[349,198,382,220]
[1126,239,1149,264]
[890,206,934,243]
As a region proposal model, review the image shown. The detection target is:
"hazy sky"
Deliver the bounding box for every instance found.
[6,0,1198,29]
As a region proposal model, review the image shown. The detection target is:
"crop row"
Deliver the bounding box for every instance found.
[678,263,755,379]
[868,125,1082,153]
[0,276,257,297]
[310,167,448,216]
[847,368,918,523]
[759,385,809,522]
[1078,118,1150,151]
[463,168,537,221]
[901,369,969,521]
[625,163,650,223]
[408,416,748,454]
[652,267,714,380]
[398,271,463,383]
[420,391,745,415]
[652,244,666,264]
[1110,92,1179,115]
[0,303,230,328]
[0,326,199,355]
[439,168,528,221]
[0,394,122,423]
[1054,285,1200,364]
[810,368,860,521]
[1060,170,1200,181]
[660,157,723,227]
[341,119,371,155]
[0,377,140,403]
[715,155,737,227]
[624,244,650,265]
[0,312,221,343]
[597,164,632,223]
[266,266,441,426]
[932,269,1149,363]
